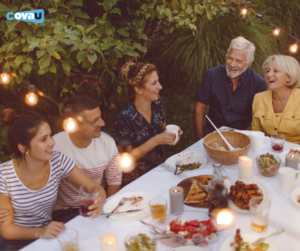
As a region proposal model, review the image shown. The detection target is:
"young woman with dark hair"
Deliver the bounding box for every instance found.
[114,62,183,187]
[0,109,106,241]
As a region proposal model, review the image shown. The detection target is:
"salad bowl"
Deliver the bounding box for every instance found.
[149,211,228,248]
[256,154,281,177]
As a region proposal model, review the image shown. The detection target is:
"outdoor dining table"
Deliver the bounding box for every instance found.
[21,130,300,251]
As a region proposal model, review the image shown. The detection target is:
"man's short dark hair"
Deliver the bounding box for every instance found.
[62,95,98,119]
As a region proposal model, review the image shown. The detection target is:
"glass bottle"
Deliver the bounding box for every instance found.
[208,163,228,218]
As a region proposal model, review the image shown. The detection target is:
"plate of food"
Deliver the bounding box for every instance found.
[177,175,212,208]
[151,211,223,248]
[220,229,278,251]
[103,191,156,221]
[228,180,271,214]
[290,186,300,208]
[165,151,207,173]
[280,148,300,169]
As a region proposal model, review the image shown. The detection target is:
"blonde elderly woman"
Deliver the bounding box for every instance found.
[252,55,300,144]
[114,62,183,187]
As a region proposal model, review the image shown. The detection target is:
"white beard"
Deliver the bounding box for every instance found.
[226,64,248,78]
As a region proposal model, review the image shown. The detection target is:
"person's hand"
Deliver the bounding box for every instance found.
[88,194,104,219]
[38,221,65,238]
[0,210,8,226]
[155,131,176,145]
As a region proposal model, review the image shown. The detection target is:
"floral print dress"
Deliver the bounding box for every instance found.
[114,96,166,187]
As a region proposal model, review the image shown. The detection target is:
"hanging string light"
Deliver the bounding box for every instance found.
[241,6,249,16]
[62,108,78,133]
[25,85,38,106]
[289,41,299,53]
[241,6,299,53]
[0,67,10,84]
[272,26,281,36]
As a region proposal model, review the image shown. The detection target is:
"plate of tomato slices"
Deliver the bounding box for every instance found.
[150,211,225,248]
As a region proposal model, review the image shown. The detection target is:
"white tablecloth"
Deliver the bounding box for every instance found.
[21,136,300,251]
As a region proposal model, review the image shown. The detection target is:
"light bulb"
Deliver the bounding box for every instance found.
[217,210,233,225]
[1,67,10,84]
[25,85,38,106]
[273,28,280,36]
[62,117,78,133]
[241,8,248,15]
[289,43,299,53]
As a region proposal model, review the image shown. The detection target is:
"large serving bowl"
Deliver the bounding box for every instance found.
[124,230,156,251]
[255,154,281,177]
[203,131,251,165]
[150,211,226,248]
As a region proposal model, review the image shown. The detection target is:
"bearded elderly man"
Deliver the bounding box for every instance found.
[193,36,267,141]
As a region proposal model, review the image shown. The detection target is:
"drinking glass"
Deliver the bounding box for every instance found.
[149,197,167,219]
[249,197,271,232]
[79,184,99,217]
[57,229,78,251]
[271,133,285,153]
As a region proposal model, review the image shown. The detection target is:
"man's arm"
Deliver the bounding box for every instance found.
[107,185,121,197]
[245,124,252,130]
[193,101,207,141]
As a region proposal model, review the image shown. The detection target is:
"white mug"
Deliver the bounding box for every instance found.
[251,131,270,152]
[166,124,179,143]
[278,167,300,193]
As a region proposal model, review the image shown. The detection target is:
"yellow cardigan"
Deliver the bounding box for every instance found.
[252,88,300,144]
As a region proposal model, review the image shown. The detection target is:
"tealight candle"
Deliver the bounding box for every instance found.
[285,153,299,170]
[239,156,252,179]
[169,186,184,213]
[100,233,119,251]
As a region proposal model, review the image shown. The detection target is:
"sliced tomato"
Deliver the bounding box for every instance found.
[186,226,195,233]
[177,226,185,232]
[202,229,211,236]
[170,220,176,232]
[207,219,218,232]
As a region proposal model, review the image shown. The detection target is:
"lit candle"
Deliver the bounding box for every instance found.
[239,156,252,179]
[285,153,299,170]
[217,210,233,225]
[100,233,119,251]
[169,186,184,213]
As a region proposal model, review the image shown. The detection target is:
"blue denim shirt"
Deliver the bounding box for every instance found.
[195,65,267,130]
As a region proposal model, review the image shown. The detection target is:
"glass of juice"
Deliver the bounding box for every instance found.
[149,198,167,219]
[249,197,271,232]
[271,133,285,153]
[57,229,78,251]
[79,184,99,217]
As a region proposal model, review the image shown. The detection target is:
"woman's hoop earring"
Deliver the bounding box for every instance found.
[26,151,28,155]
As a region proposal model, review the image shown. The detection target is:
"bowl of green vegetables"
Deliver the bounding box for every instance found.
[256,153,281,177]
[124,230,156,251]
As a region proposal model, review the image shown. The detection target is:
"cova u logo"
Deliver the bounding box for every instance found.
[6,9,44,23]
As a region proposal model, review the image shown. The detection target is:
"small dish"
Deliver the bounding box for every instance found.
[150,211,226,248]
[124,230,156,251]
[165,151,207,173]
[255,154,281,177]
[219,233,278,251]
[290,186,300,208]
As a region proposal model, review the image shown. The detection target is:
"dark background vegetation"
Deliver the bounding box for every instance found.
[0,0,299,162]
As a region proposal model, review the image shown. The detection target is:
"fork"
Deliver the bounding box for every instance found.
[252,229,284,245]
[106,197,127,218]
[174,160,180,175]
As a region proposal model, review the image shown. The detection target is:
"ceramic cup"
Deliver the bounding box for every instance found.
[278,167,300,193]
[166,124,179,143]
[251,132,270,152]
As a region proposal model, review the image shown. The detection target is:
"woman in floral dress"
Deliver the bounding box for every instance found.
[114,62,183,187]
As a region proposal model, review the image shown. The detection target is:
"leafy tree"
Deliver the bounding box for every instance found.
[0,0,244,162]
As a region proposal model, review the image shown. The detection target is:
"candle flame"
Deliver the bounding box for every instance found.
[120,153,131,168]
[217,210,233,225]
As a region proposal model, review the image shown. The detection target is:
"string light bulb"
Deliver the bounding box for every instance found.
[25,85,38,106]
[272,27,281,36]
[1,67,10,84]
[62,117,78,133]
[241,6,249,16]
[289,41,299,53]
